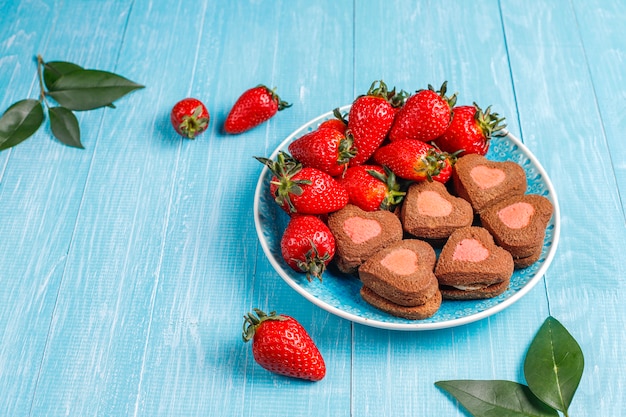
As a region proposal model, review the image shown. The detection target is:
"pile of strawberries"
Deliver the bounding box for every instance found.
[256,80,506,282]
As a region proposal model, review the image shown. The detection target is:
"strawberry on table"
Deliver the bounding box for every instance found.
[243,309,326,381]
[339,165,406,211]
[288,126,355,177]
[434,103,506,156]
[389,81,457,143]
[373,139,451,183]
[170,98,210,139]
[224,85,291,134]
[281,214,336,281]
[348,80,406,166]
[255,151,349,214]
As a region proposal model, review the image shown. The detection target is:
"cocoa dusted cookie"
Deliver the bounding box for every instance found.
[360,286,442,320]
[400,180,473,241]
[435,226,514,300]
[452,154,527,213]
[479,193,554,267]
[327,204,403,274]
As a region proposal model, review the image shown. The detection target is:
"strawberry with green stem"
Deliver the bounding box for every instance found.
[373,139,452,183]
[339,164,407,211]
[281,214,336,281]
[435,103,506,156]
[288,126,355,177]
[255,151,348,214]
[348,80,406,166]
[224,85,291,134]
[243,309,326,381]
[170,98,210,139]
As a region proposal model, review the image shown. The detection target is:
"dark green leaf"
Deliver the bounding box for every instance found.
[49,106,83,149]
[47,69,144,111]
[524,316,584,413]
[43,61,83,90]
[435,380,558,417]
[0,99,44,151]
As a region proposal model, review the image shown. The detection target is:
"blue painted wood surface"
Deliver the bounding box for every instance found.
[1,0,624,415]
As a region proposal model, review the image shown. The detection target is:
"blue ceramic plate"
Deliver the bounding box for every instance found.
[253,106,560,330]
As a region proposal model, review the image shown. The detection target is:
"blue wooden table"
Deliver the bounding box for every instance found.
[1,1,624,416]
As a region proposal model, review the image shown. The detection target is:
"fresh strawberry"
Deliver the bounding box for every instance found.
[255,151,349,214]
[170,98,210,139]
[348,80,406,166]
[339,165,406,211]
[434,103,506,156]
[281,215,335,281]
[389,81,457,143]
[430,152,457,184]
[224,85,291,134]
[288,127,355,177]
[373,139,450,182]
[317,108,348,134]
[243,309,326,381]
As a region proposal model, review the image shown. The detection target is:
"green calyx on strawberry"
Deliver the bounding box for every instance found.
[373,139,452,182]
[472,102,506,140]
[242,308,326,381]
[423,81,457,108]
[365,166,407,211]
[363,80,407,108]
[281,215,335,281]
[256,152,311,212]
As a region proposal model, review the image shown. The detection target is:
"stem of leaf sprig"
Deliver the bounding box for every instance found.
[0,54,144,151]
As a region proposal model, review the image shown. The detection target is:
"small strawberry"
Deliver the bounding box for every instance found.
[281,215,335,281]
[243,309,326,381]
[373,139,450,182]
[348,80,406,166]
[224,85,291,134]
[317,108,348,134]
[170,98,210,139]
[339,165,406,211]
[255,151,349,214]
[288,127,355,177]
[434,103,506,156]
[389,81,457,143]
[430,152,457,184]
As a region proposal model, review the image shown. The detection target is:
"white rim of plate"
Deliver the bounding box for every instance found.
[253,105,561,331]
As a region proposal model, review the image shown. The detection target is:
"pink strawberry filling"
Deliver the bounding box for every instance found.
[380,249,418,275]
[453,238,489,262]
[498,202,534,229]
[343,217,381,244]
[470,165,505,189]
[417,190,453,217]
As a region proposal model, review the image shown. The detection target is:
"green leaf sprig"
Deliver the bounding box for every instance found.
[436,316,584,417]
[0,55,144,151]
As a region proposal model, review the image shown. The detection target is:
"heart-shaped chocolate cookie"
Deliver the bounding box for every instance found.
[400,180,473,241]
[479,193,554,261]
[435,226,514,299]
[452,153,527,213]
[327,204,403,274]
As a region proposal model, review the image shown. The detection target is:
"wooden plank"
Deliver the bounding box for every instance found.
[350,1,551,415]
[0,2,133,416]
[501,0,626,415]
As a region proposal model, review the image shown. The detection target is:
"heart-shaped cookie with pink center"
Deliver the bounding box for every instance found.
[435,226,514,299]
[452,153,527,213]
[328,204,403,274]
[400,180,473,241]
[479,193,554,261]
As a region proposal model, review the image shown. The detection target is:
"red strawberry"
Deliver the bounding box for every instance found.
[373,139,450,182]
[348,80,406,166]
[243,309,326,381]
[434,103,506,156]
[281,215,335,281]
[339,165,406,211]
[430,152,457,184]
[170,98,210,139]
[255,151,348,214]
[224,85,291,134]
[317,108,348,134]
[388,81,457,143]
[288,127,355,177]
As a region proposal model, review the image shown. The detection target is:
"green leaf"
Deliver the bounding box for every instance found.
[48,106,83,149]
[46,69,144,111]
[524,316,584,414]
[0,99,45,151]
[435,380,558,417]
[43,61,83,90]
